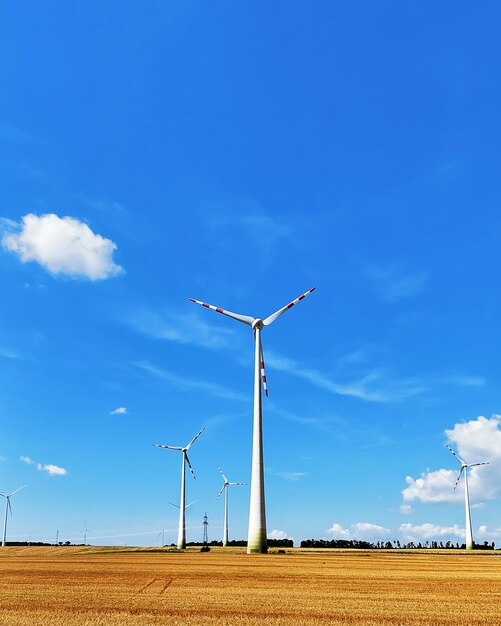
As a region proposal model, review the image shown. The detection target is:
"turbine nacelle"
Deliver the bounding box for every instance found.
[444,444,489,490]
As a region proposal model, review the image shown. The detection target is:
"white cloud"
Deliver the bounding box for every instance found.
[477,525,501,540]
[402,414,499,505]
[366,266,427,303]
[352,522,391,538]
[2,213,123,280]
[21,455,66,476]
[327,522,390,540]
[442,374,485,388]
[399,523,464,542]
[399,504,413,515]
[110,407,127,415]
[326,523,352,538]
[37,463,67,476]
[269,529,292,540]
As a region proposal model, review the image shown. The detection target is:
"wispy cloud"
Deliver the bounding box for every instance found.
[0,345,24,360]
[133,360,248,402]
[266,351,426,403]
[76,195,128,216]
[268,469,307,481]
[366,266,427,303]
[125,309,237,350]
[211,205,291,253]
[20,455,35,465]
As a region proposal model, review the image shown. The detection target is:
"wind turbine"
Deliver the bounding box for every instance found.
[445,444,489,550]
[158,529,168,547]
[189,287,315,553]
[0,485,26,547]
[154,427,204,549]
[217,466,246,547]
[81,523,89,546]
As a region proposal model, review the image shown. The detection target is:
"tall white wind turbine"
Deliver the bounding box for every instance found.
[0,485,26,547]
[154,427,205,550]
[190,287,315,553]
[217,466,246,547]
[445,444,489,550]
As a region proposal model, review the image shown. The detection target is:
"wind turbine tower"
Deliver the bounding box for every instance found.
[445,444,489,550]
[217,466,246,547]
[190,288,315,553]
[154,427,205,550]
[0,486,26,547]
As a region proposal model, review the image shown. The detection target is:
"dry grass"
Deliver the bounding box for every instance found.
[1,546,500,625]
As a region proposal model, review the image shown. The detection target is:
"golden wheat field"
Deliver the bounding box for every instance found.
[0,546,500,625]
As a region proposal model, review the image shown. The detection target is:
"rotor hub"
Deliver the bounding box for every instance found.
[252,319,264,330]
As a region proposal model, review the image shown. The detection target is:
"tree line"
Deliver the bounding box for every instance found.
[300,539,496,550]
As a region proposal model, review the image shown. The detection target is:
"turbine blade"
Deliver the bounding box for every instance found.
[185,427,205,451]
[263,287,316,326]
[185,500,197,509]
[218,466,229,483]
[188,298,255,326]
[153,444,183,450]
[468,462,490,467]
[7,498,12,516]
[9,485,26,497]
[453,467,464,490]
[167,501,180,509]
[259,335,269,397]
[445,444,465,465]
[216,485,226,499]
[229,482,247,486]
[185,452,196,479]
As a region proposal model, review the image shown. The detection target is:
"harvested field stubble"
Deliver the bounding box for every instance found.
[0,547,500,625]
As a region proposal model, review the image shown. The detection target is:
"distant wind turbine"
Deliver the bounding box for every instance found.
[158,529,167,547]
[81,523,89,546]
[154,427,204,549]
[445,444,489,550]
[0,485,26,547]
[217,466,246,547]
[190,288,315,553]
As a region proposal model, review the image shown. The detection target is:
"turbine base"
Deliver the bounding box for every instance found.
[247,528,268,554]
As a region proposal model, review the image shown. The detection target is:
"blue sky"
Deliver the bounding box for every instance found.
[1,1,501,547]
